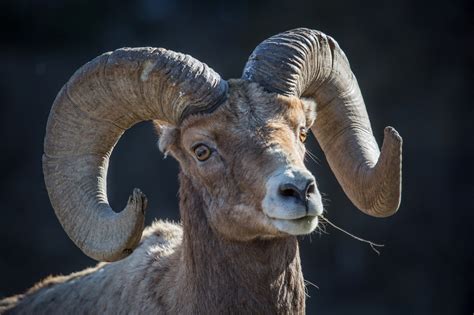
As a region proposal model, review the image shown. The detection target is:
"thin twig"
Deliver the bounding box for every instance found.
[319,215,385,255]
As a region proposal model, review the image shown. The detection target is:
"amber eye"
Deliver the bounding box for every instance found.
[193,144,212,161]
[299,128,308,143]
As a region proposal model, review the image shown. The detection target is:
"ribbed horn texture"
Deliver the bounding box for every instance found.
[43,47,228,261]
[243,28,402,217]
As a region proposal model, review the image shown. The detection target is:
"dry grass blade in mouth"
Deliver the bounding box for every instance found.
[319,215,385,255]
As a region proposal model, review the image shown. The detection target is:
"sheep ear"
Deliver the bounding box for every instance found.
[300,97,317,127]
[155,124,180,156]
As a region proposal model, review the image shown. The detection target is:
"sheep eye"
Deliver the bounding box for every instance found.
[299,128,308,143]
[193,144,211,161]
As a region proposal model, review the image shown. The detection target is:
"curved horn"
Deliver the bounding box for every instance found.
[44,47,227,261]
[242,28,402,217]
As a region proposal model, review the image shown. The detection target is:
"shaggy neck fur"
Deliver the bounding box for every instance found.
[0,173,306,314]
[166,173,306,314]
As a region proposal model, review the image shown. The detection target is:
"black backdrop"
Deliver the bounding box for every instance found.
[1,0,472,314]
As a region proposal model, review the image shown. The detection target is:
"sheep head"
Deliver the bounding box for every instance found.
[157,80,322,240]
[43,28,403,262]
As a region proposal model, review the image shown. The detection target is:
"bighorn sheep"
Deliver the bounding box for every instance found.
[0,28,402,314]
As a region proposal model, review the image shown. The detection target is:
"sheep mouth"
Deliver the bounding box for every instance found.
[289,215,318,224]
[268,214,319,235]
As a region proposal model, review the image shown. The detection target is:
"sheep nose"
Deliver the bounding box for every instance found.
[278,180,316,205]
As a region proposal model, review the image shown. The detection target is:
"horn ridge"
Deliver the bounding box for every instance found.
[44,47,227,261]
[242,28,402,216]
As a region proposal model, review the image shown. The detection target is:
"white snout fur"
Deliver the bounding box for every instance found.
[262,167,323,235]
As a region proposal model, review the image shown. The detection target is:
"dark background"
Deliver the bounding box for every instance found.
[0,0,472,314]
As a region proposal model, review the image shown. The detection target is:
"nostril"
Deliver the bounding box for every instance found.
[279,183,304,203]
[306,182,316,198]
[278,180,316,204]
[282,189,298,198]
[280,187,299,198]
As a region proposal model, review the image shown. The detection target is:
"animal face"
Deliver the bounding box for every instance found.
[158,81,323,241]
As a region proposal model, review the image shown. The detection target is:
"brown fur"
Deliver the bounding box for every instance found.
[1,80,316,314]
